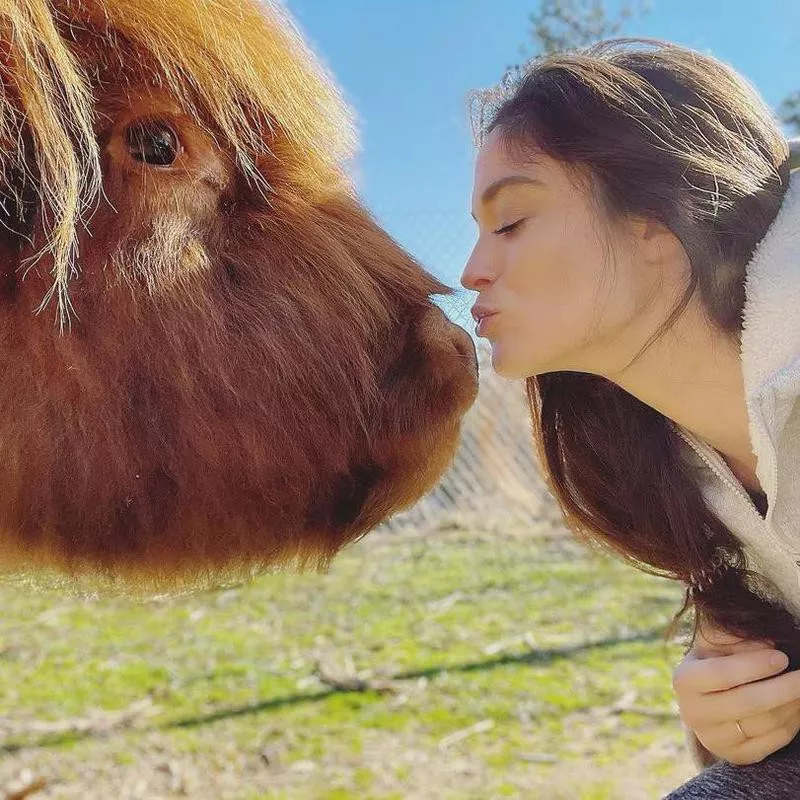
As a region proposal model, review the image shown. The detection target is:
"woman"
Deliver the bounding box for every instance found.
[462,39,800,797]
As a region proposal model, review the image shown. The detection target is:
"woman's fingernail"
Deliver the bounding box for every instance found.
[771,652,789,668]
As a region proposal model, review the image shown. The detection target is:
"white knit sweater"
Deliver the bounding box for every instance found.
[676,159,800,619]
[674,146,800,771]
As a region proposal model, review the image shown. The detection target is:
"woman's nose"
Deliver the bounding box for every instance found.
[460,245,493,291]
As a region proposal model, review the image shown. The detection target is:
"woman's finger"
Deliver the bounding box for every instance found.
[701,698,800,750]
[722,720,800,766]
[674,648,788,696]
[698,669,800,726]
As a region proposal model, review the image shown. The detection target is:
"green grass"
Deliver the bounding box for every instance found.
[0,528,698,799]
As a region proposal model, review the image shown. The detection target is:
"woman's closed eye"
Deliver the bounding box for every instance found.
[493,219,525,236]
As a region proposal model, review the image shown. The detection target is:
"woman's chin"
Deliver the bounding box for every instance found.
[488,343,533,380]
[488,337,560,379]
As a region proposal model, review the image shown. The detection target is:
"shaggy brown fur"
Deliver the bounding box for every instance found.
[0,0,477,591]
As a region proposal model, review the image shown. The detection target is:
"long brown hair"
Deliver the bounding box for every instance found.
[471,40,800,661]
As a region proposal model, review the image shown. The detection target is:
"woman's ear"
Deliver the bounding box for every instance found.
[0,0,101,318]
[628,217,684,268]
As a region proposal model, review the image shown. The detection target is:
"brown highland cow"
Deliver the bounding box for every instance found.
[0,0,478,591]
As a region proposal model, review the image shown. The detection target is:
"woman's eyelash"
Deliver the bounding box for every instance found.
[493,219,523,235]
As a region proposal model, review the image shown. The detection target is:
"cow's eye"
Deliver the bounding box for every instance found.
[125,119,182,167]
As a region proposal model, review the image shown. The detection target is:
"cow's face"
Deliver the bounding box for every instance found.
[0,0,477,589]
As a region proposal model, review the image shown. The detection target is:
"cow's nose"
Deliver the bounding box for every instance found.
[418,305,479,409]
[422,303,477,362]
[449,320,477,363]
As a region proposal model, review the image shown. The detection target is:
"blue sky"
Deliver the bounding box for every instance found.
[284,0,799,322]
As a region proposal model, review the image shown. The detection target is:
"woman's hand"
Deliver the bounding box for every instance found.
[673,620,800,765]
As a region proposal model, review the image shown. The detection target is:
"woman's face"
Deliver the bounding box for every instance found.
[462,128,668,379]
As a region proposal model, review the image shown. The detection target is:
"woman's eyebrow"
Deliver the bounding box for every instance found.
[471,175,544,220]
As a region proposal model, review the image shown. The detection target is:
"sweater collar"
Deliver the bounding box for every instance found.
[740,166,800,406]
[674,162,800,507]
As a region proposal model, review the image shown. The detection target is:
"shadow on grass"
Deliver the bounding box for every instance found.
[1,627,670,753]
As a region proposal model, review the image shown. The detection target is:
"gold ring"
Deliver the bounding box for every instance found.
[736,720,748,739]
